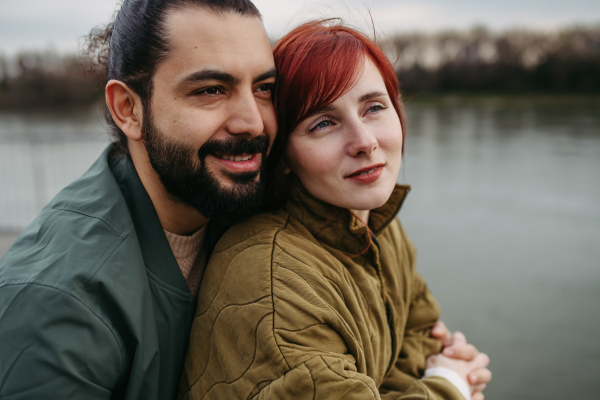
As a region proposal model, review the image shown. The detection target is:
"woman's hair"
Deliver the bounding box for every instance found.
[264,20,406,209]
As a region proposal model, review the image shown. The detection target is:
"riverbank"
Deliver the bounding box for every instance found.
[1,26,599,110]
[404,92,600,106]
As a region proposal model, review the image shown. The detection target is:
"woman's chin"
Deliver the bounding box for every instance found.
[338,191,393,214]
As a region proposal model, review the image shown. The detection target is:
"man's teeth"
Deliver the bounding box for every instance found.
[358,167,378,176]
[221,155,252,161]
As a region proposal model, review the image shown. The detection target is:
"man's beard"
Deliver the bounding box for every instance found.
[143,114,270,226]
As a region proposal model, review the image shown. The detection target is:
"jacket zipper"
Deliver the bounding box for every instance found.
[385,299,397,374]
[370,234,397,375]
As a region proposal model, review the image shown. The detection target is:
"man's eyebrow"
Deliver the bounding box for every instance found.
[180,69,239,85]
[359,91,388,102]
[253,68,277,84]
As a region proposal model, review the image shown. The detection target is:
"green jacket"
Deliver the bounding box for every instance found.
[179,177,464,400]
[0,146,217,400]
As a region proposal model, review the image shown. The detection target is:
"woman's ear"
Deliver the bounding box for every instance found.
[105,80,144,141]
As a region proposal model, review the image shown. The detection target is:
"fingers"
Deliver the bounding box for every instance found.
[472,392,485,400]
[452,331,467,346]
[471,384,487,393]
[443,342,478,361]
[468,365,492,386]
[431,321,454,347]
[470,353,490,370]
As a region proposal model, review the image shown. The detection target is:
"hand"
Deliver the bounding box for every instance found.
[426,352,489,399]
[431,321,492,400]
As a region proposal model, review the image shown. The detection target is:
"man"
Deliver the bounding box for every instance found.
[0,0,489,398]
[0,0,277,398]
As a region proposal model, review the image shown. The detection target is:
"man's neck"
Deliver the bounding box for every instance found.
[129,143,208,236]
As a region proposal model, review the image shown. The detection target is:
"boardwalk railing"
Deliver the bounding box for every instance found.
[0,139,108,231]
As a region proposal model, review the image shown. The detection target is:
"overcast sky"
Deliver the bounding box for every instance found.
[0,0,599,55]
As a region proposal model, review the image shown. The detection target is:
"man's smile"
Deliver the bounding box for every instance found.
[209,153,261,173]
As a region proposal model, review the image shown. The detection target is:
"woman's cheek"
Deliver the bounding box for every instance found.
[291,138,327,172]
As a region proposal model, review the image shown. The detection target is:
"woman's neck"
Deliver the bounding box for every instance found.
[351,209,370,225]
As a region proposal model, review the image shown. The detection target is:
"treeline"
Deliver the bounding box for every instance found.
[1,27,599,110]
[391,26,600,94]
[0,52,100,110]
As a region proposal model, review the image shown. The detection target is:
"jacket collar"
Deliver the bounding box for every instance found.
[109,148,192,295]
[283,174,410,255]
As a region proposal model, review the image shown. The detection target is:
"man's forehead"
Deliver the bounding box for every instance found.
[165,7,270,56]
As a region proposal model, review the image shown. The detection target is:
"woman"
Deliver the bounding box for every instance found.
[179,21,488,400]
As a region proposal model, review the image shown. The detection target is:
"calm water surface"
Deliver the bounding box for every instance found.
[1,97,599,399]
[399,96,600,400]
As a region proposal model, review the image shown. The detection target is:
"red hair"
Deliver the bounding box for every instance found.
[264,20,406,208]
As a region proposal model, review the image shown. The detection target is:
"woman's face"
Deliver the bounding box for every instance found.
[285,57,403,215]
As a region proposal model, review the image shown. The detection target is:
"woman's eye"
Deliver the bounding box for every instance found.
[308,119,333,132]
[368,104,387,114]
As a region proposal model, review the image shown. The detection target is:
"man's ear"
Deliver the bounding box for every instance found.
[105,80,144,141]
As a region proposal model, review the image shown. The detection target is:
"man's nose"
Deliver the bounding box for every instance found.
[225,91,264,138]
[347,122,378,156]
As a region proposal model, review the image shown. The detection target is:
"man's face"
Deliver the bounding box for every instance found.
[144,7,277,223]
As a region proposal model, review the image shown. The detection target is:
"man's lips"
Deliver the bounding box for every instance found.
[345,164,385,183]
[209,153,261,173]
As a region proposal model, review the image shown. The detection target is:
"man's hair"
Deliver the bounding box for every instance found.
[264,20,406,208]
[84,0,260,156]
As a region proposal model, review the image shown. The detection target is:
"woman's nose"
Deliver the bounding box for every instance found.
[347,123,378,156]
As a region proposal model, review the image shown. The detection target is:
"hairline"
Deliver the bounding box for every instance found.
[146,4,265,103]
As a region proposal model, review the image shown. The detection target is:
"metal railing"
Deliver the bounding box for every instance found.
[0,139,108,231]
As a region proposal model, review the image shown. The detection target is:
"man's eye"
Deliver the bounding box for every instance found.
[256,83,274,93]
[194,87,222,96]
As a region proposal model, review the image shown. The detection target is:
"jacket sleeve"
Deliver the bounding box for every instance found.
[0,283,125,399]
[379,225,454,397]
[379,271,455,398]
[179,240,461,400]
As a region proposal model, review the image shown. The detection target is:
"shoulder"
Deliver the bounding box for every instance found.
[0,204,137,289]
[0,149,139,289]
[202,209,339,299]
[197,209,347,330]
[199,209,317,302]
[0,164,146,337]
[378,217,416,258]
[0,281,126,392]
[207,208,332,279]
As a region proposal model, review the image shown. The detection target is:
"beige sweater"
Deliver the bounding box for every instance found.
[164,226,207,296]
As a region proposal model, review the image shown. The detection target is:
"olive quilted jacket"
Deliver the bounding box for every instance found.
[179,177,464,400]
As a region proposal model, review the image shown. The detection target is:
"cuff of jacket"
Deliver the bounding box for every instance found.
[424,367,471,400]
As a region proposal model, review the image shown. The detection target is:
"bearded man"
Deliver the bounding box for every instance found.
[0,1,277,398]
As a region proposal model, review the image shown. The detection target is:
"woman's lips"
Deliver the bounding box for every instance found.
[346,164,385,183]
[209,153,260,173]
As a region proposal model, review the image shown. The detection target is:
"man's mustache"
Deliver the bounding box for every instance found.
[198,135,270,160]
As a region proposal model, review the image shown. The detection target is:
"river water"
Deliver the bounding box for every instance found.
[1,96,599,399]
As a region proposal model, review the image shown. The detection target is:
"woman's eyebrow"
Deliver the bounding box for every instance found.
[305,105,336,119]
[359,91,387,102]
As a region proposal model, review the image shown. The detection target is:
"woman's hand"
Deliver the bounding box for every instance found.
[431,321,492,400]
